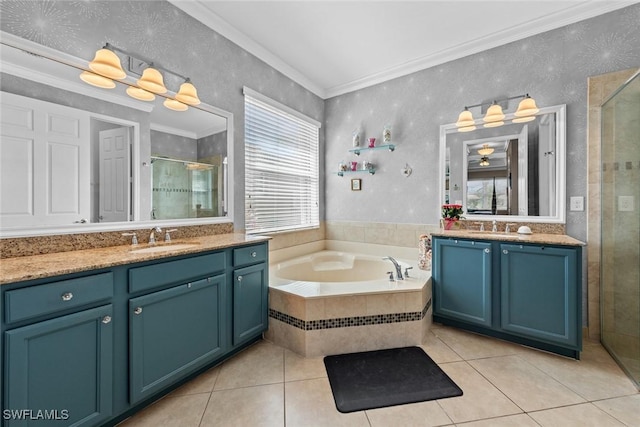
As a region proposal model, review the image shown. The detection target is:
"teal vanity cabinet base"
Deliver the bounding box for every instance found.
[433,236,582,359]
[1,241,269,427]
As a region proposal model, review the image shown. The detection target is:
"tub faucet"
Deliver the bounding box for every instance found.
[149,226,162,245]
[383,256,403,280]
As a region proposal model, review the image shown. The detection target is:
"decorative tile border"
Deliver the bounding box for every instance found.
[269,298,431,331]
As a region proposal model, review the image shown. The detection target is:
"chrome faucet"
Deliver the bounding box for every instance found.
[149,226,162,245]
[383,256,404,280]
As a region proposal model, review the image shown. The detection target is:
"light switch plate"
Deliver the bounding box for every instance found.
[618,196,634,212]
[570,196,584,211]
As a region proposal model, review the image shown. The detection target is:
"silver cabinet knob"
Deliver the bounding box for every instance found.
[134,307,143,315]
[503,249,509,254]
[251,251,257,257]
[102,316,112,324]
[484,248,491,254]
[61,292,73,301]
[237,276,243,282]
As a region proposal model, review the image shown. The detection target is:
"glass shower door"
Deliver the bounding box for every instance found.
[600,70,640,387]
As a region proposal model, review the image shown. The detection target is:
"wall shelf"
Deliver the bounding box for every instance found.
[349,144,395,156]
[337,168,375,176]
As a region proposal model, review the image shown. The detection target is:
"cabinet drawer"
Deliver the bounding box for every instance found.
[233,244,267,267]
[4,272,113,324]
[129,252,225,293]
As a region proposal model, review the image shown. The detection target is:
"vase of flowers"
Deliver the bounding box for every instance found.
[441,204,464,230]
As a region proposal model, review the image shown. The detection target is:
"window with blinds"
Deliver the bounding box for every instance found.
[244,88,320,235]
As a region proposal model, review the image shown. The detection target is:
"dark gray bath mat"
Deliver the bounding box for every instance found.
[324,346,463,413]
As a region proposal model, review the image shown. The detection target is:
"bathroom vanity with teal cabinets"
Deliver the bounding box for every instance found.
[0,236,268,427]
[432,231,583,359]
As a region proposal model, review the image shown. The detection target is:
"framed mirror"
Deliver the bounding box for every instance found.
[439,104,566,223]
[0,32,234,237]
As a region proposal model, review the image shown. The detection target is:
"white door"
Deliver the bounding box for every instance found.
[0,92,90,228]
[99,127,130,222]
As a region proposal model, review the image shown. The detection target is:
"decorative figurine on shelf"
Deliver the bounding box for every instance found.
[441,204,464,230]
[350,161,358,171]
[352,130,360,147]
[368,137,376,148]
[383,125,392,144]
[339,162,348,172]
[362,161,373,171]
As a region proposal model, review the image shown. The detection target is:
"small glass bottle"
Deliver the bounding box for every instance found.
[352,130,360,147]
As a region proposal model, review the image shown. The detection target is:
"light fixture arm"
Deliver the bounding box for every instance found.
[461,93,530,111]
[104,42,191,83]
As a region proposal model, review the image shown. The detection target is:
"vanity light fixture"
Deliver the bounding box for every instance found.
[479,156,490,167]
[126,86,155,101]
[175,80,201,106]
[87,47,126,80]
[79,70,116,89]
[163,98,188,112]
[455,94,539,131]
[477,144,494,156]
[137,66,167,94]
[483,102,505,127]
[80,43,201,111]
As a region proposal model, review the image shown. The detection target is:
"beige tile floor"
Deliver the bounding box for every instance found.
[118,325,639,427]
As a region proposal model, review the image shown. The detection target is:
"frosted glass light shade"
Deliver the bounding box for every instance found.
[137,67,167,94]
[456,108,474,128]
[515,96,539,117]
[164,98,188,111]
[483,103,505,123]
[512,115,536,123]
[458,125,476,132]
[88,48,126,80]
[483,120,504,128]
[79,71,115,88]
[126,86,155,101]
[175,82,201,105]
[477,144,494,156]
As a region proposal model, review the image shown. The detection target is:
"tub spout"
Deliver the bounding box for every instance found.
[383,256,403,280]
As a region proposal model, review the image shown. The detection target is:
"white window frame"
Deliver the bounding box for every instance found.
[243,87,320,235]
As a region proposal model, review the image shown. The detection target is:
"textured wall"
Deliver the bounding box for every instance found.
[324,4,640,243]
[0,0,325,231]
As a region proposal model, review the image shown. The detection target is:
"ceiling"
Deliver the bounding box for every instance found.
[169,1,635,99]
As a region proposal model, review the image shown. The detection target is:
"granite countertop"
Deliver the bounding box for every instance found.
[0,233,270,285]
[430,230,585,246]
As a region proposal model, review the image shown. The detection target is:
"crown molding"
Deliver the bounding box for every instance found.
[168,0,326,99]
[172,1,636,100]
[325,1,638,98]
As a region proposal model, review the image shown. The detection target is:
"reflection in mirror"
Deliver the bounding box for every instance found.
[0,33,233,236]
[441,105,566,223]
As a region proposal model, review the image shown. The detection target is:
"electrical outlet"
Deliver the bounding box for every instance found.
[618,196,634,212]
[570,196,584,211]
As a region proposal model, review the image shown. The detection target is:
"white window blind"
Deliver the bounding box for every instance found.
[244,88,320,235]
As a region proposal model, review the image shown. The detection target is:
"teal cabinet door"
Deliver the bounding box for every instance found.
[433,239,493,327]
[233,263,268,346]
[4,305,113,427]
[129,275,226,403]
[500,244,580,348]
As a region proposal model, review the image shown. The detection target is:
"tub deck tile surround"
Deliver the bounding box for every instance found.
[267,245,432,357]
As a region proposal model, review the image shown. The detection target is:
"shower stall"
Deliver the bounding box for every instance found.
[600,69,640,388]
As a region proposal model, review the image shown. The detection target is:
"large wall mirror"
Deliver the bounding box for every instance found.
[0,32,234,237]
[439,104,566,223]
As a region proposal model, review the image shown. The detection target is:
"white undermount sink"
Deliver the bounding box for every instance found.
[129,243,200,254]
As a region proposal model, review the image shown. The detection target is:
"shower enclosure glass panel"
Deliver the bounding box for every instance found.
[151,157,222,220]
[601,70,640,387]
